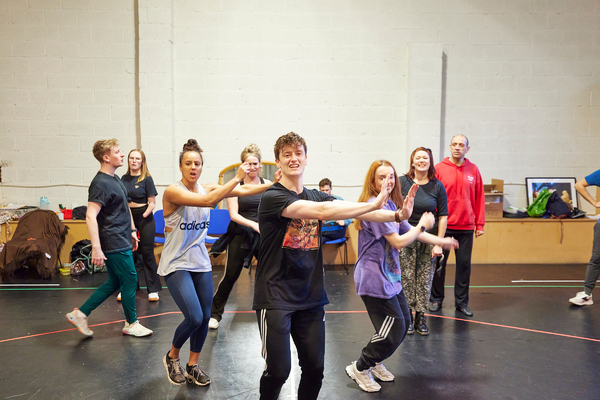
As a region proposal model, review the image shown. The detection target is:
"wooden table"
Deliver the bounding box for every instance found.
[3,217,597,266]
[339,217,597,265]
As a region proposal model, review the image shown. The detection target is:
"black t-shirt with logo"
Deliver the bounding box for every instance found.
[253,183,335,311]
[120,174,158,204]
[88,172,132,253]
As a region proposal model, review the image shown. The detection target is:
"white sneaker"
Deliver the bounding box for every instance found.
[116,292,122,302]
[208,318,219,329]
[122,321,153,337]
[569,291,593,306]
[345,361,381,392]
[148,292,159,302]
[66,308,94,336]
[371,362,394,381]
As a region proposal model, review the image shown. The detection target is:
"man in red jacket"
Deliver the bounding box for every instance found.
[428,135,485,317]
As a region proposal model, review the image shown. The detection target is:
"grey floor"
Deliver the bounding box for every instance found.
[1,263,599,399]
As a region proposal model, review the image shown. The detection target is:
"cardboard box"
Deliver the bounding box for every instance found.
[485,179,505,218]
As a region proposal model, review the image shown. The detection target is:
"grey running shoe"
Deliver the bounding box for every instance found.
[186,364,211,386]
[163,351,186,385]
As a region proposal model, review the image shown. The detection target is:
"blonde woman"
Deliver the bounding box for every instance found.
[120,149,161,302]
[209,144,271,329]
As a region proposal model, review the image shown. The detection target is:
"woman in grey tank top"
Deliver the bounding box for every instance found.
[159,139,279,387]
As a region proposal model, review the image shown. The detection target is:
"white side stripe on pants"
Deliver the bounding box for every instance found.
[371,315,394,343]
[260,309,268,362]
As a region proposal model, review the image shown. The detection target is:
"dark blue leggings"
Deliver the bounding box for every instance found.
[165,270,212,353]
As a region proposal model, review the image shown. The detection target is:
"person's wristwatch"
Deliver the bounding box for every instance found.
[420,225,426,232]
[132,229,138,233]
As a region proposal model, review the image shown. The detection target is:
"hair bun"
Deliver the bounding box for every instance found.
[183,139,202,153]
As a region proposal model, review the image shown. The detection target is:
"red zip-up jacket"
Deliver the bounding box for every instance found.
[435,157,485,231]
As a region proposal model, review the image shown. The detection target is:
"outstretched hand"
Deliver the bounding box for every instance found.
[236,162,250,181]
[372,174,391,210]
[441,237,459,250]
[398,183,418,221]
[272,168,282,184]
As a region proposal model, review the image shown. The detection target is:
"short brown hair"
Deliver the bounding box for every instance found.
[319,178,332,188]
[274,132,307,160]
[92,138,119,162]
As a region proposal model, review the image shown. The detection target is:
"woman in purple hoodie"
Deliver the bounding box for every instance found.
[345,159,458,393]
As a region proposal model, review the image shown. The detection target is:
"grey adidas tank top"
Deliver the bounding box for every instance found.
[157,181,211,276]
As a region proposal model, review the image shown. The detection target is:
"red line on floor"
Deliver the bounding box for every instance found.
[1,310,598,344]
[0,311,182,343]
[425,313,600,343]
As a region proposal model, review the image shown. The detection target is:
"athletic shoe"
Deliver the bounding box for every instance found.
[345,361,381,392]
[116,292,122,302]
[122,321,153,337]
[65,308,94,336]
[208,318,219,329]
[163,350,186,385]
[371,362,394,382]
[148,292,159,302]
[569,291,593,306]
[186,364,211,386]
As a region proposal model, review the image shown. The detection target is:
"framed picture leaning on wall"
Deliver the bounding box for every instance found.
[525,177,578,208]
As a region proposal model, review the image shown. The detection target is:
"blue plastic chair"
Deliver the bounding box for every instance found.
[206,209,231,245]
[154,209,165,245]
[323,235,349,274]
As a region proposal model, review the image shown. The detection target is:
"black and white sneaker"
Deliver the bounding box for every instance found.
[163,351,186,385]
[186,364,211,386]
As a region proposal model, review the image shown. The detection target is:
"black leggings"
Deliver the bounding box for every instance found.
[211,234,249,321]
[130,205,161,293]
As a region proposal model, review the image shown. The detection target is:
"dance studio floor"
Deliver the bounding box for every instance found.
[1,263,599,400]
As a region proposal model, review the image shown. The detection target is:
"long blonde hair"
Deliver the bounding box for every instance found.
[126,149,151,183]
[354,160,403,231]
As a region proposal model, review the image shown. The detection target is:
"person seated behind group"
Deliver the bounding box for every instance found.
[319,178,352,241]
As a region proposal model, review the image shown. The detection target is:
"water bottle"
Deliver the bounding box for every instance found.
[40,196,50,210]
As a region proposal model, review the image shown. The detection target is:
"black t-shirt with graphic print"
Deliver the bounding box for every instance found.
[253,182,335,311]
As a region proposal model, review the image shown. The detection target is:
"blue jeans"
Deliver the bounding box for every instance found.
[165,270,212,352]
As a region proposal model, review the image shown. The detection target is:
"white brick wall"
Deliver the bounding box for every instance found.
[0,0,599,215]
[0,0,136,209]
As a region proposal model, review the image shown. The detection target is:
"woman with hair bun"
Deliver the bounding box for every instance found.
[208,144,272,330]
[158,139,280,387]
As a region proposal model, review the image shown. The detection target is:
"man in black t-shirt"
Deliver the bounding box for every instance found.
[253,132,416,400]
[65,139,153,338]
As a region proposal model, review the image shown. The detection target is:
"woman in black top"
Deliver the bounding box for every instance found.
[121,149,161,301]
[209,144,272,329]
[399,147,448,335]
